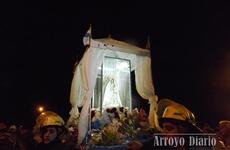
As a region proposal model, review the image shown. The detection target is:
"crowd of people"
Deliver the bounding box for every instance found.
[127,99,230,150]
[0,98,229,150]
[0,111,79,150]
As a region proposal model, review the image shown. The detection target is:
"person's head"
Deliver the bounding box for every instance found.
[0,122,7,133]
[34,111,65,144]
[40,125,62,144]
[8,125,17,133]
[158,99,203,135]
[219,120,230,136]
[161,120,187,134]
[218,120,230,146]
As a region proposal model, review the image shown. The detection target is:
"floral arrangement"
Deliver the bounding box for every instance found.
[90,119,125,146]
[89,107,151,146]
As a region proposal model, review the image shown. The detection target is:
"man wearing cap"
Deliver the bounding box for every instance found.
[127,99,203,150]
[34,111,74,150]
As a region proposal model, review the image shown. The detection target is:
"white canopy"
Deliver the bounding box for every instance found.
[69,37,159,144]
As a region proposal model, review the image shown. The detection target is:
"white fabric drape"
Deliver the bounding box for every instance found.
[134,56,159,129]
[69,47,105,144]
[118,72,130,106]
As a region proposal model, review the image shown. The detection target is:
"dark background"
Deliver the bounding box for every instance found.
[1,1,230,128]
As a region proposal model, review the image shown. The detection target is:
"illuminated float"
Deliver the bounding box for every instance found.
[68,26,159,149]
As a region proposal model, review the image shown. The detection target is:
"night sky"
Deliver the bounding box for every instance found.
[1,1,230,128]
